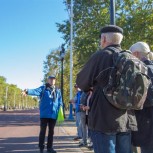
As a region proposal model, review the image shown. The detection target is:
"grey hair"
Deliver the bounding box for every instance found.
[130,42,153,60]
[101,32,123,45]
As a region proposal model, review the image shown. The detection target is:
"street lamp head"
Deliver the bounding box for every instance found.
[60,44,66,60]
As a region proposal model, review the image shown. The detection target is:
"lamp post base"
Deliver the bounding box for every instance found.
[67,103,74,121]
[68,114,74,120]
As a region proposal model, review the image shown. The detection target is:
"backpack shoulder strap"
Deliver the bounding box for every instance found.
[107,46,119,53]
[107,47,120,65]
[107,47,132,65]
[55,87,59,93]
[107,47,132,54]
[96,47,119,81]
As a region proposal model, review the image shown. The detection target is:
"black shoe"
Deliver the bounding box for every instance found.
[47,148,56,153]
[79,142,87,147]
[73,137,81,141]
[39,149,43,153]
[87,145,93,150]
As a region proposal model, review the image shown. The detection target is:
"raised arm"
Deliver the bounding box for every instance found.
[22,86,44,96]
[26,86,44,97]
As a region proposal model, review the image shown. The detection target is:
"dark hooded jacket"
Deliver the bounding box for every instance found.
[76,45,137,133]
[132,60,153,147]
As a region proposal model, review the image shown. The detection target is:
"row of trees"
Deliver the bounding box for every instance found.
[43,0,153,108]
[0,76,38,110]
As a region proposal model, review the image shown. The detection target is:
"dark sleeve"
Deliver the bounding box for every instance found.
[76,50,113,91]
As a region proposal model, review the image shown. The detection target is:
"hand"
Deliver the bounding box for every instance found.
[70,99,75,103]
[82,106,86,111]
[84,106,90,110]
[21,89,27,96]
[80,104,84,110]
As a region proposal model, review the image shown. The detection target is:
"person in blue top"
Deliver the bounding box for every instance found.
[22,75,63,153]
[70,84,83,141]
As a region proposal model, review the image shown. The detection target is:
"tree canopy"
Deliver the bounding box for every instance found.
[43,0,153,108]
[0,76,38,110]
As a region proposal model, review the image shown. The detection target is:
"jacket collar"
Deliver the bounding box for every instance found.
[105,44,121,50]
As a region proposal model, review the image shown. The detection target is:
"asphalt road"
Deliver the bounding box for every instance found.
[0,109,139,153]
[0,109,84,153]
[0,109,41,153]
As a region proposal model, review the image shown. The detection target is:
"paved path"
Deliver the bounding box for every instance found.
[0,109,140,153]
[0,109,92,153]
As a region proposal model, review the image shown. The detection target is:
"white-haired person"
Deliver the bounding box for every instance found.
[130,42,153,153]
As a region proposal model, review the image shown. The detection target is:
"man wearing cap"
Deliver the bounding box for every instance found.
[76,25,137,153]
[22,75,63,153]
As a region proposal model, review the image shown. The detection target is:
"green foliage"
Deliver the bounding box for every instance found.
[44,0,153,108]
[57,0,153,66]
[43,48,61,85]
[0,76,7,106]
[0,76,38,110]
[116,0,153,49]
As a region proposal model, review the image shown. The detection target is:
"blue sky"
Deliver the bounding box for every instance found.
[0,0,68,89]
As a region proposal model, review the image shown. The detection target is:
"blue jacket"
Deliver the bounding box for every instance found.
[75,91,82,113]
[27,85,63,119]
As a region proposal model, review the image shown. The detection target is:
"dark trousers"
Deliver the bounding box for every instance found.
[39,118,56,150]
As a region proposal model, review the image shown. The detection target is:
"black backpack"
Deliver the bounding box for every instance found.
[97,47,151,110]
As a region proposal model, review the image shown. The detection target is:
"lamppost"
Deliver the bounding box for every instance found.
[68,0,74,120]
[60,44,66,116]
[110,0,115,25]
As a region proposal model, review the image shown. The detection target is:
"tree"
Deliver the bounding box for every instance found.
[43,48,61,83]
[57,0,153,67]
[0,76,7,107]
[0,75,38,110]
[43,0,153,107]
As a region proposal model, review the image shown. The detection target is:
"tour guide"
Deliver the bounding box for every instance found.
[22,75,63,153]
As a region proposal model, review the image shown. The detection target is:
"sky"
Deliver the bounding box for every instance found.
[0,0,68,89]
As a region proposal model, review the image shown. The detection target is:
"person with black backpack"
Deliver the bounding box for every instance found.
[22,75,63,153]
[130,42,153,153]
[76,25,140,153]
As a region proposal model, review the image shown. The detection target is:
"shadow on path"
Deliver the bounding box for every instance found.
[0,136,82,153]
[0,109,40,127]
[0,136,39,153]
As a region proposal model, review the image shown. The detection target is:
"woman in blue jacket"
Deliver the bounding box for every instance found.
[22,75,63,153]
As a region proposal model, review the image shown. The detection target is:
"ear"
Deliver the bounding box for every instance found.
[100,36,103,47]
[133,51,139,58]
[100,35,106,46]
[102,35,106,44]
